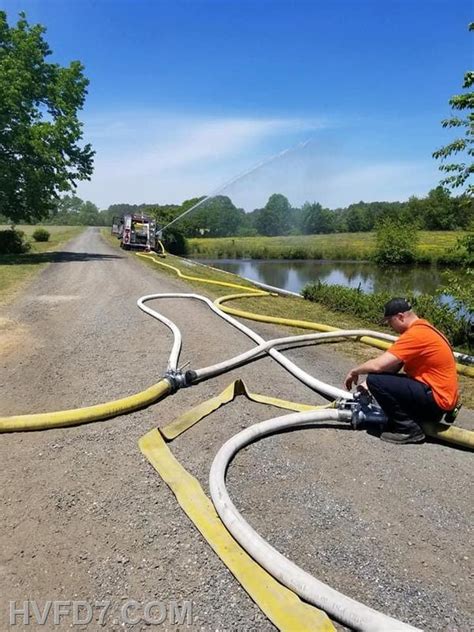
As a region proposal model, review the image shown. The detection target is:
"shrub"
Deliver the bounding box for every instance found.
[455,232,474,265]
[162,228,189,255]
[437,232,474,267]
[373,219,419,265]
[414,253,432,265]
[286,248,308,260]
[438,268,474,317]
[436,253,466,266]
[0,228,31,254]
[32,227,50,242]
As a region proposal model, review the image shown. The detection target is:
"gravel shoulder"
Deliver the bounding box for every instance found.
[0,227,473,632]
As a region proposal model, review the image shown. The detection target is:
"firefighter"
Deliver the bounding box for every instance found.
[344,298,459,444]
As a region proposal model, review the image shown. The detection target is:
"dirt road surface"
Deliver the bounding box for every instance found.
[1,227,473,631]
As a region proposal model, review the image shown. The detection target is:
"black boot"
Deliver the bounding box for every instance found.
[380,429,425,444]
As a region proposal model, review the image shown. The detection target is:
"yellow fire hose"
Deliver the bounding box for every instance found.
[156,240,166,257]
[139,428,335,632]
[160,378,335,441]
[420,420,474,448]
[216,291,391,347]
[137,252,269,294]
[0,379,172,432]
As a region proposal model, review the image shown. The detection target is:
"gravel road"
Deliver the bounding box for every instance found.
[0,227,473,632]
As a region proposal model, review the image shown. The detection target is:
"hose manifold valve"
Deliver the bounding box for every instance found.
[337,390,388,429]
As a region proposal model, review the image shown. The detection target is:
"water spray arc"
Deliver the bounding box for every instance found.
[160,139,311,232]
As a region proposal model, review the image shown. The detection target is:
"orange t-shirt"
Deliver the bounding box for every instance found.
[388,319,458,411]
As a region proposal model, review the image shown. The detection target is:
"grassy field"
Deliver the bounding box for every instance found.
[188,231,465,261]
[0,225,85,304]
[102,229,474,408]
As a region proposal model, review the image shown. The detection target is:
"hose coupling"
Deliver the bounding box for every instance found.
[184,369,198,386]
[164,369,195,392]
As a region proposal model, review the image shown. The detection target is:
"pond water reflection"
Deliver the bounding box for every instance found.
[196,259,447,296]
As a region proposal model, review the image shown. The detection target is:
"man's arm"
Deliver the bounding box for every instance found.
[344,351,403,390]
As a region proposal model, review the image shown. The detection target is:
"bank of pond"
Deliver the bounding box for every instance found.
[188,231,469,265]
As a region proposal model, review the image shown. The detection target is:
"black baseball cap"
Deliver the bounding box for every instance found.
[383,298,412,319]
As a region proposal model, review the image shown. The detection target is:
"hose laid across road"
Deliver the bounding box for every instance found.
[139,292,349,400]
[139,293,474,449]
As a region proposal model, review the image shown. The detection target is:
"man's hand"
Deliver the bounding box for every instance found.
[343,352,402,391]
[344,369,359,390]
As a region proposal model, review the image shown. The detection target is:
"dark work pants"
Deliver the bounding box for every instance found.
[366,373,444,434]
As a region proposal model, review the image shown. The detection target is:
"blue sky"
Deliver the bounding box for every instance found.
[3,0,472,210]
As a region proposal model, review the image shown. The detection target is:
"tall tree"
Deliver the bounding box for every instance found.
[433,23,473,197]
[0,12,94,223]
[185,195,245,237]
[422,186,459,230]
[255,193,291,236]
[345,203,372,232]
[301,202,335,234]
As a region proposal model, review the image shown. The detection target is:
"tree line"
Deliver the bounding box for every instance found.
[4,187,469,238]
[178,188,473,237]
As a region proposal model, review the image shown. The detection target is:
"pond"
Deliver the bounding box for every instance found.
[195,258,449,297]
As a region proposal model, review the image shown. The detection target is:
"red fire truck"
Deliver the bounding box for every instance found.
[111,214,158,251]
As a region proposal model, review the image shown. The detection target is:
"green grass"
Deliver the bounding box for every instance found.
[0,225,85,304]
[188,231,465,262]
